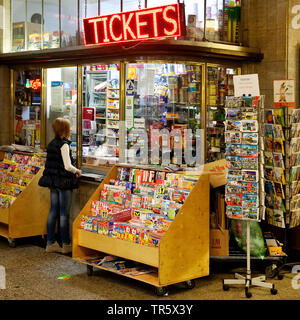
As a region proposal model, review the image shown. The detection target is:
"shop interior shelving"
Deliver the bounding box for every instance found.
[72,164,210,295]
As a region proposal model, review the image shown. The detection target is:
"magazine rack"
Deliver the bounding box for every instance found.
[72,164,210,296]
[0,152,50,247]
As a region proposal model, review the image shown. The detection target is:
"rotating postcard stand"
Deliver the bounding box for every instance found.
[222,95,277,298]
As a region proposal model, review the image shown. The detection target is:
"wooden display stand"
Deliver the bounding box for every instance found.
[73,164,210,296]
[0,152,50,247]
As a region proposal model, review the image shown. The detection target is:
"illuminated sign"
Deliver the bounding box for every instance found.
[83,3,185,46]
[25,78,41,90]
[30,79,41,90]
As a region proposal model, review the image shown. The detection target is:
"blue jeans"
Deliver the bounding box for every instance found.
[47,188,72,246]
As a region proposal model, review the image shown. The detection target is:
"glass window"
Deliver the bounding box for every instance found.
[0,3,3,53]
[100,0,120,15]
[13,69,42,148]
[43,0,60,49]
[185,0,205,41]
[12,0,26,51]
[206,66,239,162]
[147,0,176,8]
[27,0,42,51]
[123,0,145,11]
[206,0,241,43]
[45,67,78,159]
[61,0,78,47]
[82,64,120,168]
[125,63,203,167]
[86,0,99,17]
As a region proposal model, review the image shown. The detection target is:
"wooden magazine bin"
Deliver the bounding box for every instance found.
[73,165,210,294]
[0,152,50,247]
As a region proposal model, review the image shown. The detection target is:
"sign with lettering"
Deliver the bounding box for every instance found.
[83,3,185,46]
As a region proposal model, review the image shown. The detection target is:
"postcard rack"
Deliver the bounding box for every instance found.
[72,164,210,296]
[0,151,50,247]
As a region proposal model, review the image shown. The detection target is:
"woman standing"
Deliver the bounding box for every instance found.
[39,118,81,254]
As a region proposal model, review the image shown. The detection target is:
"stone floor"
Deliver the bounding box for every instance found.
[0,236,299,300]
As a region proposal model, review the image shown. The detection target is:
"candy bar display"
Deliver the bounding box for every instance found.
[79,167,198,247]
[0,152,44,209]
[225,96,262,221]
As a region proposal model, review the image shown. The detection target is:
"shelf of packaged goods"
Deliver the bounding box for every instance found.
[0,208,9,224]
[77,229,159,268]
[107,97,120,100]
[108,88,119,90]
[106,107,119,110]
[74,256,159,286]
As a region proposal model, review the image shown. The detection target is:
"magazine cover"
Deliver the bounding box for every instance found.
[264,124,274,138]
[273,108,285,126]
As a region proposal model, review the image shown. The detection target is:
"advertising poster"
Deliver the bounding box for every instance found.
[51,81,64,112]
[274,79,295,108]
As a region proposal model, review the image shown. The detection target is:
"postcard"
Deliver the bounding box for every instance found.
[242,144,258,158]
[243,132,258,145]
[242,157,259,170]
[225,131,243,145]
[226,183,242,194]
[242,207,259,220]
[242,170,259,182]
[273,109,285,126]
[226,144,242,157]
[273,152,285,168]
[241,120,258,133]
[225,108,242,120]
[264,152,274,167]
[265,109,274,124]
[226,206,243,219]
[241,181,258,195]
[226,193,242,206]
[264,124,274,138]
[227,169,243,182]
[226,156,243,170]
[225,120,242,131]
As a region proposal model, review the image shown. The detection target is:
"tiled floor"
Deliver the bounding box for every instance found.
[0,237,299,300]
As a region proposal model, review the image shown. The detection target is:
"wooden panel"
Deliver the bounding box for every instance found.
[159,175,210,286]
[0,223,8,238]
[0,208,9,224]
[75,257,159,286]
[77,230,159,267]
[9,168,50,238]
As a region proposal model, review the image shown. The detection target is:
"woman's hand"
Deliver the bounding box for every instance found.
[75,169,82,178]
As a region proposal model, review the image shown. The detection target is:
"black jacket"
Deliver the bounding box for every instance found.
[38,137,78,190]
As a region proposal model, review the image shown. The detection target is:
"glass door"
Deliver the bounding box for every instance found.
[13,69,42,148]
[81,63,120,168]
[44,66,78,159]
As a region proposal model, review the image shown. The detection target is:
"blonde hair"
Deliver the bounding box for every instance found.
[52,118,71,139]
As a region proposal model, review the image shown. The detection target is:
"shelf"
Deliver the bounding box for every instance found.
[77,229,159,267]
[108,88,119,90]
[75,256,159,286]
[107,97,120,100]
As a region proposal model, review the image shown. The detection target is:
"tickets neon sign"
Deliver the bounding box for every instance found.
[83,3,185,46]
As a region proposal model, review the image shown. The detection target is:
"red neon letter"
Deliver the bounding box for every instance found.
[163,5,178,36]
[150,8,163,37]
[88,18,102,43]
[122,12,136,40]
[136,11,149,39]
[109,14,122,41]
[100,17,110,43]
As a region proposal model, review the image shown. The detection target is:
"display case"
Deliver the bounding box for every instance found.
[206,65,240,162]
[125,62,205,167]
[82,64,120,169]
[13,69,42,149]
